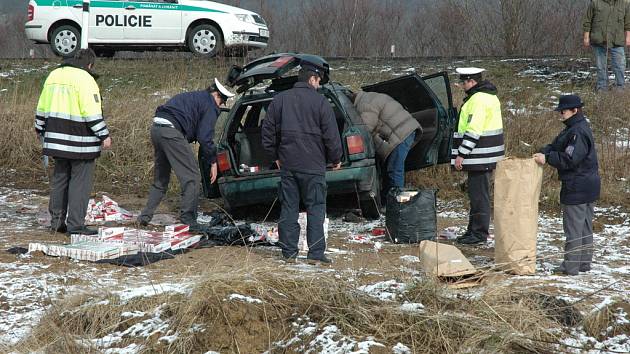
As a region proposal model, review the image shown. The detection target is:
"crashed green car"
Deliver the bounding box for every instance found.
[200,53,456,219]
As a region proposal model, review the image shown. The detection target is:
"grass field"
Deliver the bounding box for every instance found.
[1,56,629,352]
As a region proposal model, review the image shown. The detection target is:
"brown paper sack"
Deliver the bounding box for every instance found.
[494,158,543,275]
[419,241,479,288]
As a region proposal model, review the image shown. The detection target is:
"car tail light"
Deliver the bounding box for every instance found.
[346,135,365,155]
[217,151,231,173]
[27,4,34,21]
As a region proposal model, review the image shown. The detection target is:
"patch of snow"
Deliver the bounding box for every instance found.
[358,280,407,301]
[226,293,263,304]
[392,342,412,354]
[399,302,425,313]
[115,283,190,302]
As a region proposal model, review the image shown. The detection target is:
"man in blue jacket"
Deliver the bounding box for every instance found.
[262,62,343,264]
[138,79,234,231]
[534,95,600,276]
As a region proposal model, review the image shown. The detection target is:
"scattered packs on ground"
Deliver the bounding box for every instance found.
[85,195,134,224]
[494,158,543,275]
[386,188,437,243]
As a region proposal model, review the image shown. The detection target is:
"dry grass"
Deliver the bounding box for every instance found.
[9,268,576,353]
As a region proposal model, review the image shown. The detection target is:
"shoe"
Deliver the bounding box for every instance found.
[552,268,577,276]
[66,226,98,236]
[579,267,591,273]
[137,219,149,227]
[280,255,297,263]
[49,223,67,234]
[455,235,486,245]
[306,256,332,265]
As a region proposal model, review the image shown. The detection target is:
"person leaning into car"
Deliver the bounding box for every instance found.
[35,48,112,236]
[261,61,343,264]
[452,67,504,245]
[137,78,234,233]
[351,90,422,202]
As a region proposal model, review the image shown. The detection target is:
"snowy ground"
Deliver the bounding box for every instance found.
[0,184,628,353]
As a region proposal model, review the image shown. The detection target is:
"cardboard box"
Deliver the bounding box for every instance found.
[29,241,139,262]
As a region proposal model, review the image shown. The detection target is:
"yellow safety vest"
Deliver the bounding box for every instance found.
[451,91,504,171]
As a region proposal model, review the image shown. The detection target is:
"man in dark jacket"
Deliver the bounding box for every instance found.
[35,49,112,236]
[534,95,600,276]
[261,62,343,264]
[582,0,630,91]
[138,79,234,231]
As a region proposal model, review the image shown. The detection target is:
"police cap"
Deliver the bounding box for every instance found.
[456,67,485,81]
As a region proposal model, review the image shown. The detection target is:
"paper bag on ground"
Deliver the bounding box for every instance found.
[419,240,477,278]
[494,158,543,275]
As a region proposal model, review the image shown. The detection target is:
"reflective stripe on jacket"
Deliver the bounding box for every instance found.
[35,65,108,160]
[451,83,504,171]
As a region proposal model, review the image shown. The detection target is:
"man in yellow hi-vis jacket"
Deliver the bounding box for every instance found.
[452,67,504,245]
[35,49,112,236]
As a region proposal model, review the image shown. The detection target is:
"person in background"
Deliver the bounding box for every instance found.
[452,67,504,245]
[351,90,422,205]
[534,95,600,276]
[262,61,342,264]
[137,79,234,232]
[582,0,630,91]
[35,48,112,236]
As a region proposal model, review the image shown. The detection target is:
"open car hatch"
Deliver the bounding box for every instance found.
[225,53,330,93]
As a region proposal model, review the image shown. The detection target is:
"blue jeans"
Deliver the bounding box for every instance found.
[385,131,416,191]
[593,45,626,90]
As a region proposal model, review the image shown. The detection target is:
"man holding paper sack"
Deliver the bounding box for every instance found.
[534,95,600,276]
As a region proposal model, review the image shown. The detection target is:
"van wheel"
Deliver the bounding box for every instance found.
[51,25,80,57]
[188,24,223,57]
[359,177,381,220]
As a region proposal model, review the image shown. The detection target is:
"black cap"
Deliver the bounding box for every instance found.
[554,95,584,111]
[300,61,325,78]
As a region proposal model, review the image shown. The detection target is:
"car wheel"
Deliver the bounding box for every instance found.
[50,25,80,57]
[187,24,223,57]
[359,175,381,220]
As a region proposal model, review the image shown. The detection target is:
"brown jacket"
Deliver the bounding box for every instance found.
[583,0,630,47]
[354,91,421,161]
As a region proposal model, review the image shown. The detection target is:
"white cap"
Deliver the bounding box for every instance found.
[214,78,235,98]
[456,67,485,75]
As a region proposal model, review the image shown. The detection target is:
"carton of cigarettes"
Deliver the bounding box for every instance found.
[251,223,279,244]
[396,191,418,203]
[297,212,329,253]
[171,232,201,251]
[165,224,189,236]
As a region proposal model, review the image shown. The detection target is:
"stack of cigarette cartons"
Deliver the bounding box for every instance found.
[165,224,202,251]
[297,212,329,253]
[28,241,139,262]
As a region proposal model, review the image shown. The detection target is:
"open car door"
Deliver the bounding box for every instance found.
[225,53,330,93]
[362,72,455,170]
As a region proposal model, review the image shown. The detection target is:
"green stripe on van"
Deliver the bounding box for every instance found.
[34,0,227,13]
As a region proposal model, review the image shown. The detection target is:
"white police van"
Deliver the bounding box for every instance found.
[24,0,270,57]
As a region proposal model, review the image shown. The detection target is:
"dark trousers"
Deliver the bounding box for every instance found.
[278,170,327,259]
[466,170,491,239]
[139,125,200,225]
[560,203,594,275]
[49,158,95,231]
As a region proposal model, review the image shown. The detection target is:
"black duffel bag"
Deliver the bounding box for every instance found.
[386,188,438,243]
